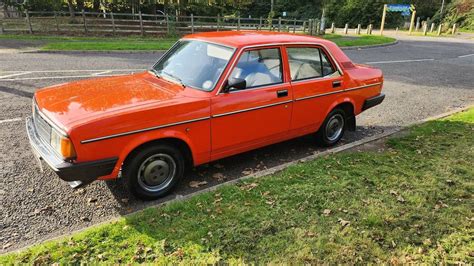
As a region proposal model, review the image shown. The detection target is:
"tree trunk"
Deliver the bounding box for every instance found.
[93,0,100,12]
[67,0,75,20]
[76,0,84,12]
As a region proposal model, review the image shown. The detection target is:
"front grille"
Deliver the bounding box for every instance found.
[33,104,52,145]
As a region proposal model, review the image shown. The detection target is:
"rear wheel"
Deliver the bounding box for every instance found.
[123,144,185,200]
[316,108,346,147]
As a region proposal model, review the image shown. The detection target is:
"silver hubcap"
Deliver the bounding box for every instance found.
[326,114,344,142]
[137,153,176,192]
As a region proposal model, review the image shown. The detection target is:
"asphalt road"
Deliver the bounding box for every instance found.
[1,36,473,253]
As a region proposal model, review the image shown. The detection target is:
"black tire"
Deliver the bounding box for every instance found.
[123,144,185,200]
[316,108,347,147]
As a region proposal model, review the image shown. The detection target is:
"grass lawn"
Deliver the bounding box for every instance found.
[0,33,395,51]
[1,108,472,264]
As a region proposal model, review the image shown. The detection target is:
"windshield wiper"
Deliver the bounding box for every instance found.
[161,70,186,88]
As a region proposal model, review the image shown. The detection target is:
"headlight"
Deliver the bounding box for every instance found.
[50,128,76,159]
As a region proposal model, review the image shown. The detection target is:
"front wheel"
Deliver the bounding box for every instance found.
[316,108,346,147]
[123,144,185,200]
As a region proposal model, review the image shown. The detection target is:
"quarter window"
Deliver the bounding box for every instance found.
[229,48,283,89]
[287,47,337,81]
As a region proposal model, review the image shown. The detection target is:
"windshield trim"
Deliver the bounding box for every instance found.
[151,39,237,92]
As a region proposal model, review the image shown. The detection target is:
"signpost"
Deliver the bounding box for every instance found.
[381,4,415,35]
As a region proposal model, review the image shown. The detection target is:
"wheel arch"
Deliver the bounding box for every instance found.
[326,98,356,131]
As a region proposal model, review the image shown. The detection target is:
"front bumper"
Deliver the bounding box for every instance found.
[362,93,385,111]
[26,117,117,187]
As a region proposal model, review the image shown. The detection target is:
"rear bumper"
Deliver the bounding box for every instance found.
[362,93,385,111]
[26,117,117,186]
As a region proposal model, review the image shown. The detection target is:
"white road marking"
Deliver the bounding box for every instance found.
[92,70,112,76]
[365,58,435,64]
[0,74,127,81]
[458,53,474,58]
[0,72,31,79]
[0,118,22,124]
[0,69,145,73]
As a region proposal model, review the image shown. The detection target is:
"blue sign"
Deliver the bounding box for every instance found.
[387,4,414,12]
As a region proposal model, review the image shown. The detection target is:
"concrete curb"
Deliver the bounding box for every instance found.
[3,104,472,256]
[340,40,399,50]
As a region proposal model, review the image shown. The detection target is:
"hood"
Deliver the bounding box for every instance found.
[34,72,190,131]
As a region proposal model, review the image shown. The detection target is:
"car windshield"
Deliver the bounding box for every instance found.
[152,40,234,91]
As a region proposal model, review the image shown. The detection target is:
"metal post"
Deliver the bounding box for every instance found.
[278,17,281,32]
[423,22,428,35]
[430,23,435,33]
[293,18,296,33]
[452,23,456,35]
[331,22,335,33]
[356,24,361,35]
[166,14,170,34]
[259,17,262,31]
[415,17,420,31]
[111,12,116,35]
[139,11,144,36]
[316,21,320,35]
[302,21,306,33]
[0,17,4,34]
[344,23,348,34]
[380,4,387,35]
[54,11,59,32]
[237,16,241,31]
[409,10,416,34]
[437,23,442,36]
[25,9,33,34]
[82,9,87,33]
[191,14,194,33]
[217,14,220,31]
[309,19,313,35]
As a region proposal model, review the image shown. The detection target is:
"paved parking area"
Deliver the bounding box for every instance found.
[1,37,473,253]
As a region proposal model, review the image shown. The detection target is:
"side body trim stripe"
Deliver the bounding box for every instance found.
[80,117,210,144]
[212,100,293,118]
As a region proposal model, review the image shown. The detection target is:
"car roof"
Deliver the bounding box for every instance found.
[183,31,335,49]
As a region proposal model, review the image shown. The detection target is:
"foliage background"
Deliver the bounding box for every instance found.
[1,0,472,29]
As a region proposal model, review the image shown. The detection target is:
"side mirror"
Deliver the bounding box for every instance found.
[223,78,246,92]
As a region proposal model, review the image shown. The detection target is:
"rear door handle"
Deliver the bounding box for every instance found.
[333,80,342,88]
[277,89,288,98]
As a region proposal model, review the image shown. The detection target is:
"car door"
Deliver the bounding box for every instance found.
[210,46,293,160]
[286,45,344,134]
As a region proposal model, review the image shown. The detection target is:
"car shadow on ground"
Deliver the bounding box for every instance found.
[105,124,399,216]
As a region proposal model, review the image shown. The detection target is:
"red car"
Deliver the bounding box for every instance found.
[27,31,384,200]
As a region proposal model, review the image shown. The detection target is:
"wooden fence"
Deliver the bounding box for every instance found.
[0,11,313,36]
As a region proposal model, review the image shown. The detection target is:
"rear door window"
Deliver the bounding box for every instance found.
[287,47,337,81]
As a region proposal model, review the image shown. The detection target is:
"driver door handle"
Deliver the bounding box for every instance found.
[277,89,288,98]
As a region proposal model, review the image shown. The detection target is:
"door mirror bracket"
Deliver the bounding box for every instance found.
[223,78,246,93]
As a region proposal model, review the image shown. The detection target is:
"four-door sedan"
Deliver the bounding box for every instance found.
[27,31,384,200]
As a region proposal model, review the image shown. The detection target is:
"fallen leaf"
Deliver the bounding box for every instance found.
[322,209,331,216]
[241,169,253,175]
[397,195,406,203]
[212,172,226,181]
[87,198,97,203]
[240,183,258,191]
[390,190,398,196]
[338,218,350,227]
[27,188,34,193]
[189,181,208,188]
